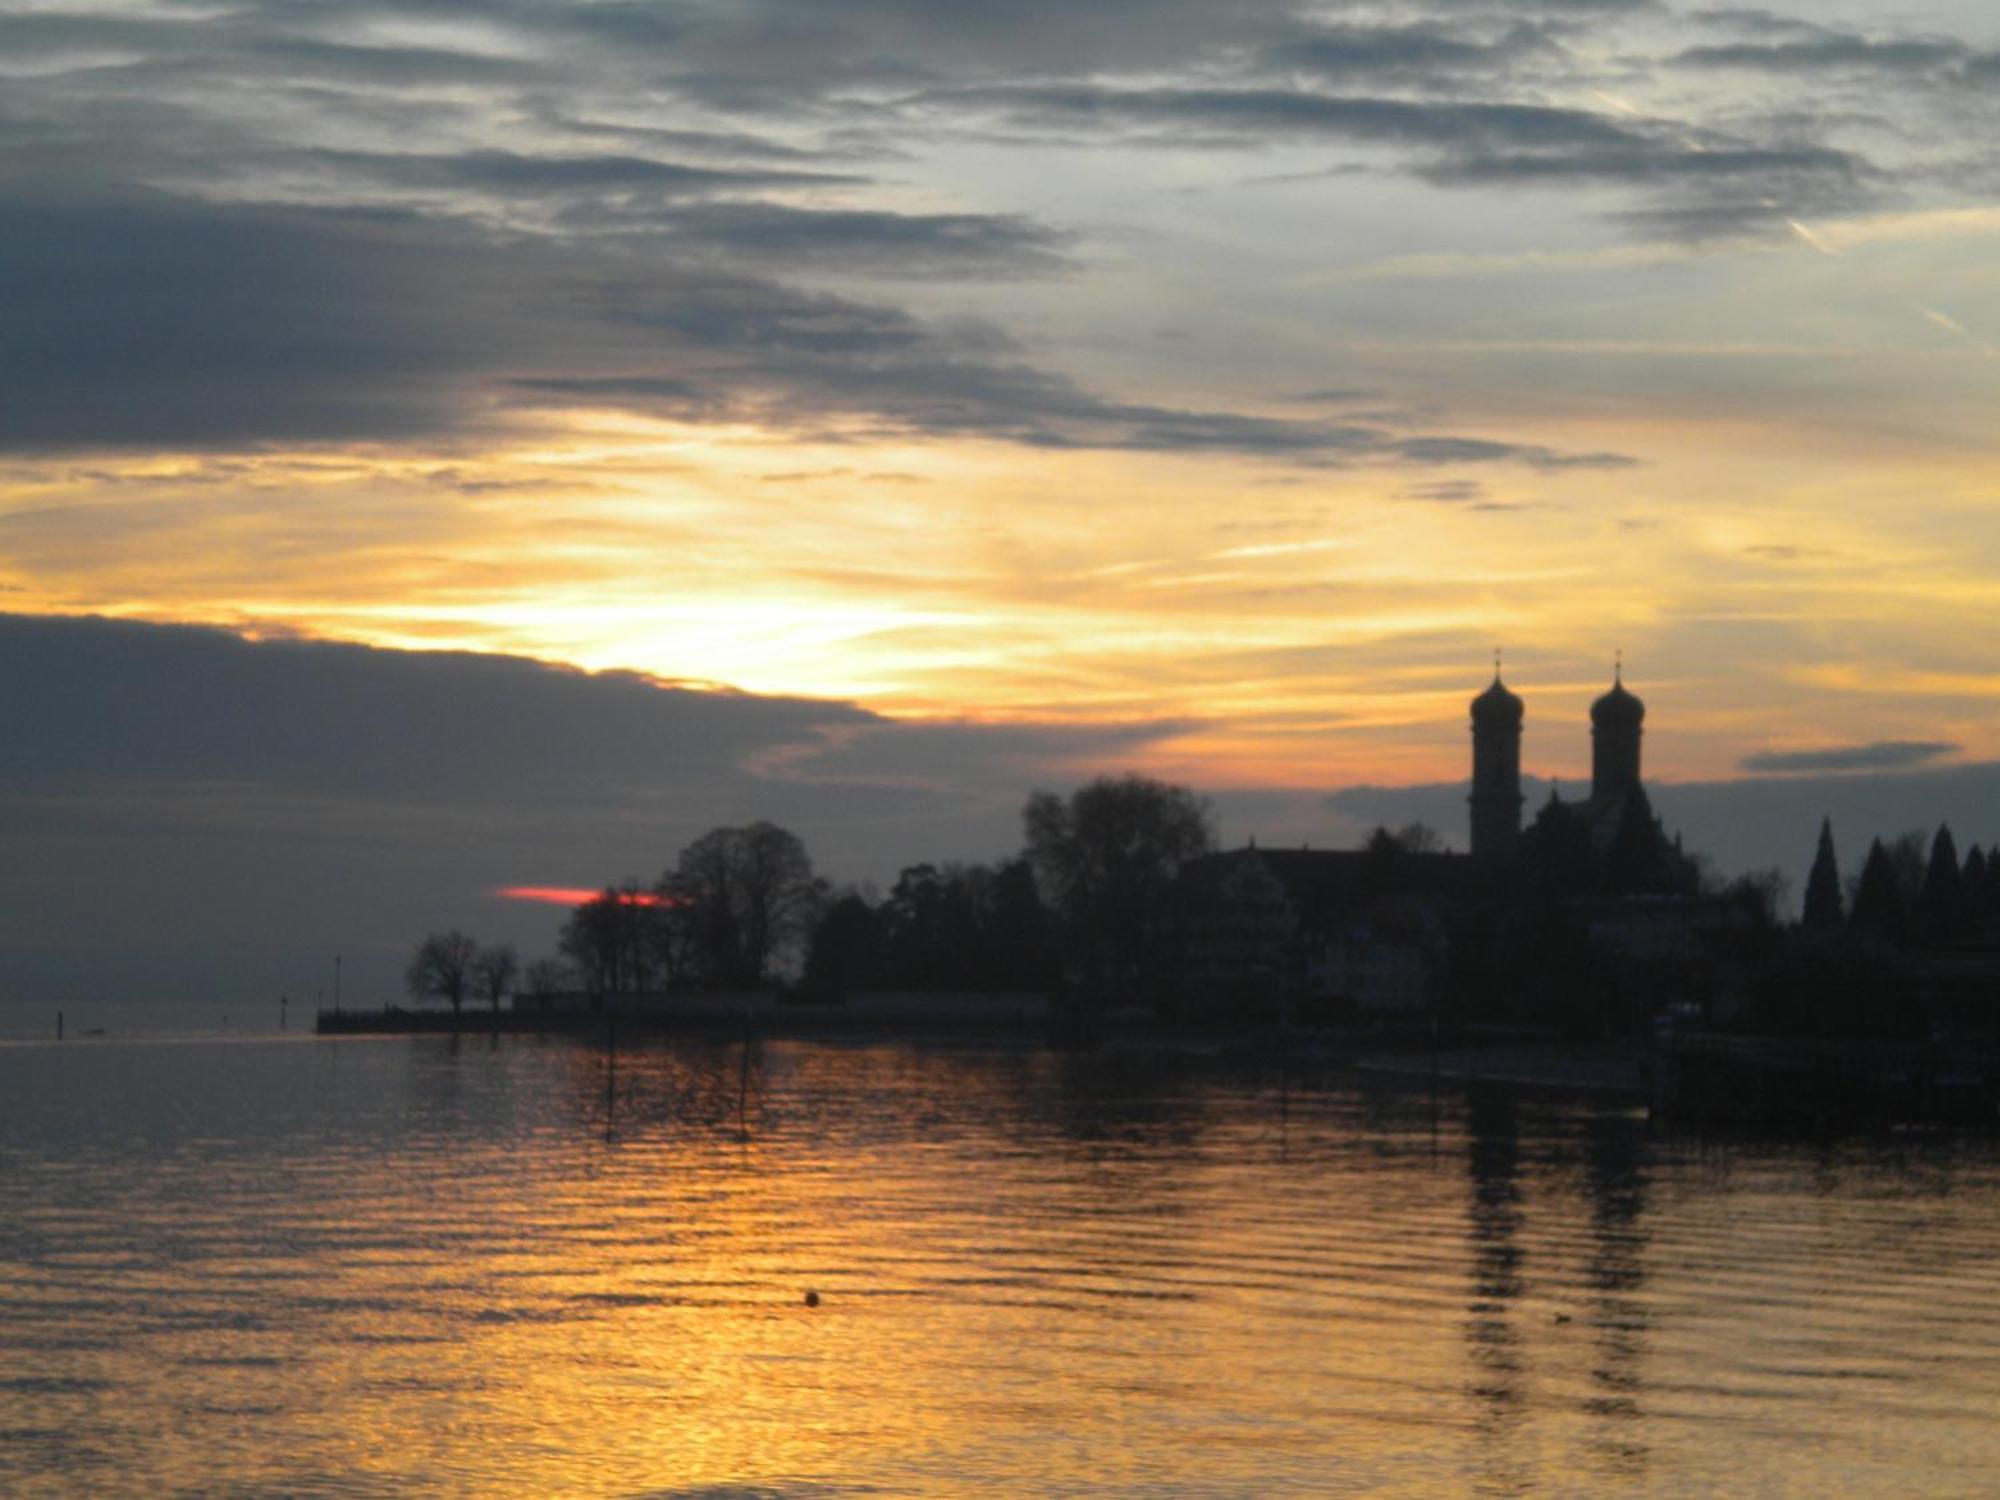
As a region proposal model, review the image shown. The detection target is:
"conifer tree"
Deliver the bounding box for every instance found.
[1802,818,1843,931]
[1848,838,1908,946]
[1915,824,1963,943]
[1964,846,1993,937]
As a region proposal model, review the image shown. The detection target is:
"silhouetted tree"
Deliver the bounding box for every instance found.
[879,862,970,988]
[1915,823,1962,944]
[668,822,824,987]
[473,943,518,1015]
[802,892,883,999]
[1394,821,1445,854]
[987,858,1058,990]
[1802,818,1843,931]
[522,957,572,1011]
[1964,846,1992,936]
[1024,775,1216,998]
[1884,830,1930,908]
[1719,868,1789,929]
[560,884,661,996]
[865,858,1058,992]
[1978,846,2000,935]
[1848,838,1908,946]
[406,930,478,1016]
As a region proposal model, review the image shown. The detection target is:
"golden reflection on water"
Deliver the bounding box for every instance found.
[4,1036,2000,1495]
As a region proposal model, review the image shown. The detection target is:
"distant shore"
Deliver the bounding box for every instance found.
[317,989,1051,1039]
[1356,1041,1645,1099]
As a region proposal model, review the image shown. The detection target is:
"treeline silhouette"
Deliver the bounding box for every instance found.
[804,861,1057,996]
[405,775,1213,1010]
[399,777,1998,1048]
[1745,820,2000,1040]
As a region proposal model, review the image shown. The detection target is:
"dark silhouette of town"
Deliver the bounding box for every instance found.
[379,665,2000,1123]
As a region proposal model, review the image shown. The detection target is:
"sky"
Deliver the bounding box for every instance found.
[3,0,1998,1008]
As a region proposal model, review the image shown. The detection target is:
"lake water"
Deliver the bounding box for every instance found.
[4,1033,1999,1496]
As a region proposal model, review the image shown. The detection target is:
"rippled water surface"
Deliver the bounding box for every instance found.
[4,1034,2000,1496]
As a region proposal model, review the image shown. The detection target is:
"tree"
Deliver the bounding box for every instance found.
[522,958,572,1012]
[560,884,661,998]
[1720,868,1789,929]
[1848,838,1908,946]
[406,930,478,1016]
[1394,821,1445,854]
[473,943,518,1015]
[987,858,1058,990]
[1885,830,1930,908]
[668,822,824,987]
[802,892,883,999]
[1023,775,1216,998]
[1915,823,1962,943]
[1802,818,1843,931]
[1964,846,1992,937]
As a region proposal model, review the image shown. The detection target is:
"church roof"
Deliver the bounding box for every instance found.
[1471,672,1524,725]
[1590,673,1644,727]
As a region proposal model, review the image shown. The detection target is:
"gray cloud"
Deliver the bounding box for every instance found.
[649,203,1075,279]
[934,85,1643,152]
[304,147,850,200]
[0,190,502,450]
[0,613,872,806]
[0,0,1972,463]
[1739,741,1961,774]
[1263,21,1566,83]
[929,83,1879,238]
[1675,34,1994,81]
[0,613,1197,1007]
[1399,479,1488,503]
[0,181,1627,466]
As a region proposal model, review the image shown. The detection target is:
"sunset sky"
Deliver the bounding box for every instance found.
[4,0,1999,1005]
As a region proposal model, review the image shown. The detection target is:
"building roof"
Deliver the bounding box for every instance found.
[1180,845,1480,913]
[1590,673,1645,727]
[1471,671,1524,726]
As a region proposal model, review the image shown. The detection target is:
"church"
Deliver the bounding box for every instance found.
[1168,661,1703,1023]
[1469,662,1696,894]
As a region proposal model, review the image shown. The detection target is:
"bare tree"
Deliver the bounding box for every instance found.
[667,823,823,987]
[1024,775,1215,997]
[1394,821,1445,854]
[559,884,660,998]
[406,930,479,1016]
[473,943,519,1015]
[519,957,571,1014]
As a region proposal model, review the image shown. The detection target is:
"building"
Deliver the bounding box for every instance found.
[1176,843,1474,1017]
[1470,662,1694,894]
[1468,667,1524,862]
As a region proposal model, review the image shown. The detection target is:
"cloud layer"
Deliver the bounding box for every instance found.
[6,0,1988,459]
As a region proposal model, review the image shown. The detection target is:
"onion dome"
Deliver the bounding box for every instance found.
[1471,671,1524,725]
[1591,672,1645,728]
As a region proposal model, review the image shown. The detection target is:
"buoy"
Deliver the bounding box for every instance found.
[804,1290,820,1307]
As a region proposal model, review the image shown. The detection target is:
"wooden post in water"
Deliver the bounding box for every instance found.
[56,1010,63,1042]
[737,1012,753,1139]
[1428,1011,1441,1158]
[604,1014,617,1141]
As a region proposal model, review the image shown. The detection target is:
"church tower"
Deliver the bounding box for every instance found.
[1590,664,1644,804]
[1469,664,1524,861]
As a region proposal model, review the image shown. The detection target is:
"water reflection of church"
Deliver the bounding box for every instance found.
[1177,666,1707,1021]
